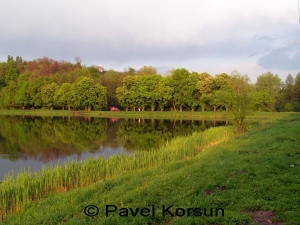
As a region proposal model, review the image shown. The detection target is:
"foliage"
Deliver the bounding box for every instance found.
[41,83,59,109]
[170,68,191,112]
[71,76,107,111]
[255,72,282,111]
[0,55,299,112]
[54,83,72,110]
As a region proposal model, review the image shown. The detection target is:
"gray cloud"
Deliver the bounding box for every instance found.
[252,35,276,42]
[257,46,300,70]
[0,0,299,77]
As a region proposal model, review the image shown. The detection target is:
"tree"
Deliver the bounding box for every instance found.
[98,70,127,107]
[156,76,174,111]
[170,68,190,112]
[54,83,72,110]
[283,74,295,101]
[92,83,107,110]
[293,73,300,101]
[15,81,31,108]
[41,83,59,110]
[1,81,18,108]
[135,74,161,111]
[71,76,107,111]
[197,72,214,112]
[186,72,200,111]
[256,72,282,111]
[116,76,139,111]
[28,77,52,108]
[136,66,157,75]
[250,91,272,111]
[227,71,252,134]
[0,62,7,89]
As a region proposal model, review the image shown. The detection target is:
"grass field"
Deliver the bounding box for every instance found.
[1,112,300,224]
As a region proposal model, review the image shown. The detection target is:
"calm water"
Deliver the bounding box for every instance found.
[0,116,227,180]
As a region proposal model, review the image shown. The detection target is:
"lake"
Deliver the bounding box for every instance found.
[0,116,227,180]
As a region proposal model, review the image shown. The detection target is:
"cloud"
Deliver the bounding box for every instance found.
[252,35,276,42]
[257,46,300,70]
[0,0,299,78]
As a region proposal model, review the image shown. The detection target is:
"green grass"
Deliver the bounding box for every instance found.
[0,126,232,221]
[0,109,228,120]
[0,109,293,122]
[2,112,300,224]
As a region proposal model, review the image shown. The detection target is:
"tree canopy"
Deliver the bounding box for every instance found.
[0,55,299,112]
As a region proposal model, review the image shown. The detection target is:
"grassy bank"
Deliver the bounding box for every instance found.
[2,113,300,224]
[0,109,228,120]
[0,126,232,221]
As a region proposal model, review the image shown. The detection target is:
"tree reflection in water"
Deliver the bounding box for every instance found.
[0,116,227,179]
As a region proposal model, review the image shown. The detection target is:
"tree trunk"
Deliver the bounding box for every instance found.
[191,108,194,112]
[68,106,71,111]
[151,107,154,111]
[202,106,205,112]
[214,106,216,112]
[62,106,64,110]
[51,106,53,110]
[172,102,176,111]
[180,106,182,112]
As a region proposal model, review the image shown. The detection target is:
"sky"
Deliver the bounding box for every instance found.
[1,0,300,82]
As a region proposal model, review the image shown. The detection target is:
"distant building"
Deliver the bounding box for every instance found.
[98,65,104,73]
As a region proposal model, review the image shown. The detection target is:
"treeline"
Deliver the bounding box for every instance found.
[116,69,300,112]
[0,55,299,112]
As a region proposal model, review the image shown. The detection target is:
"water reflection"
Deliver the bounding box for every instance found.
[0,116,226,180]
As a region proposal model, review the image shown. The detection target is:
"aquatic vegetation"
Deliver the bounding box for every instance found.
[0,126,232,220]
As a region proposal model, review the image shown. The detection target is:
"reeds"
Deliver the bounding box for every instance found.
[0,126,233,220]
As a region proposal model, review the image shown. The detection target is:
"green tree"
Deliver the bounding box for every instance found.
[136,66,157,75]
[186,72,200,111]
[54,83,72,110]
[92,83,107,110]
[116,76,139,111]
[294,73,300,100]
[1,81,18,109]
[170,68,190,112]
[213,73,231,111]
[71,76,107,111]
[135,74,161,111]
[283,74,295,102]
[15,81,31,108]
[0,62,7,89]
[250,91,272,111]
[41,83,59,110]
[256,72,282,111]
[4,56,20,84]
[28,77,52,108]
[227,71,252,134]
[98,70,126,107]
[5,68,19,84]
[197,72,214,112]
[156,76,174,111]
